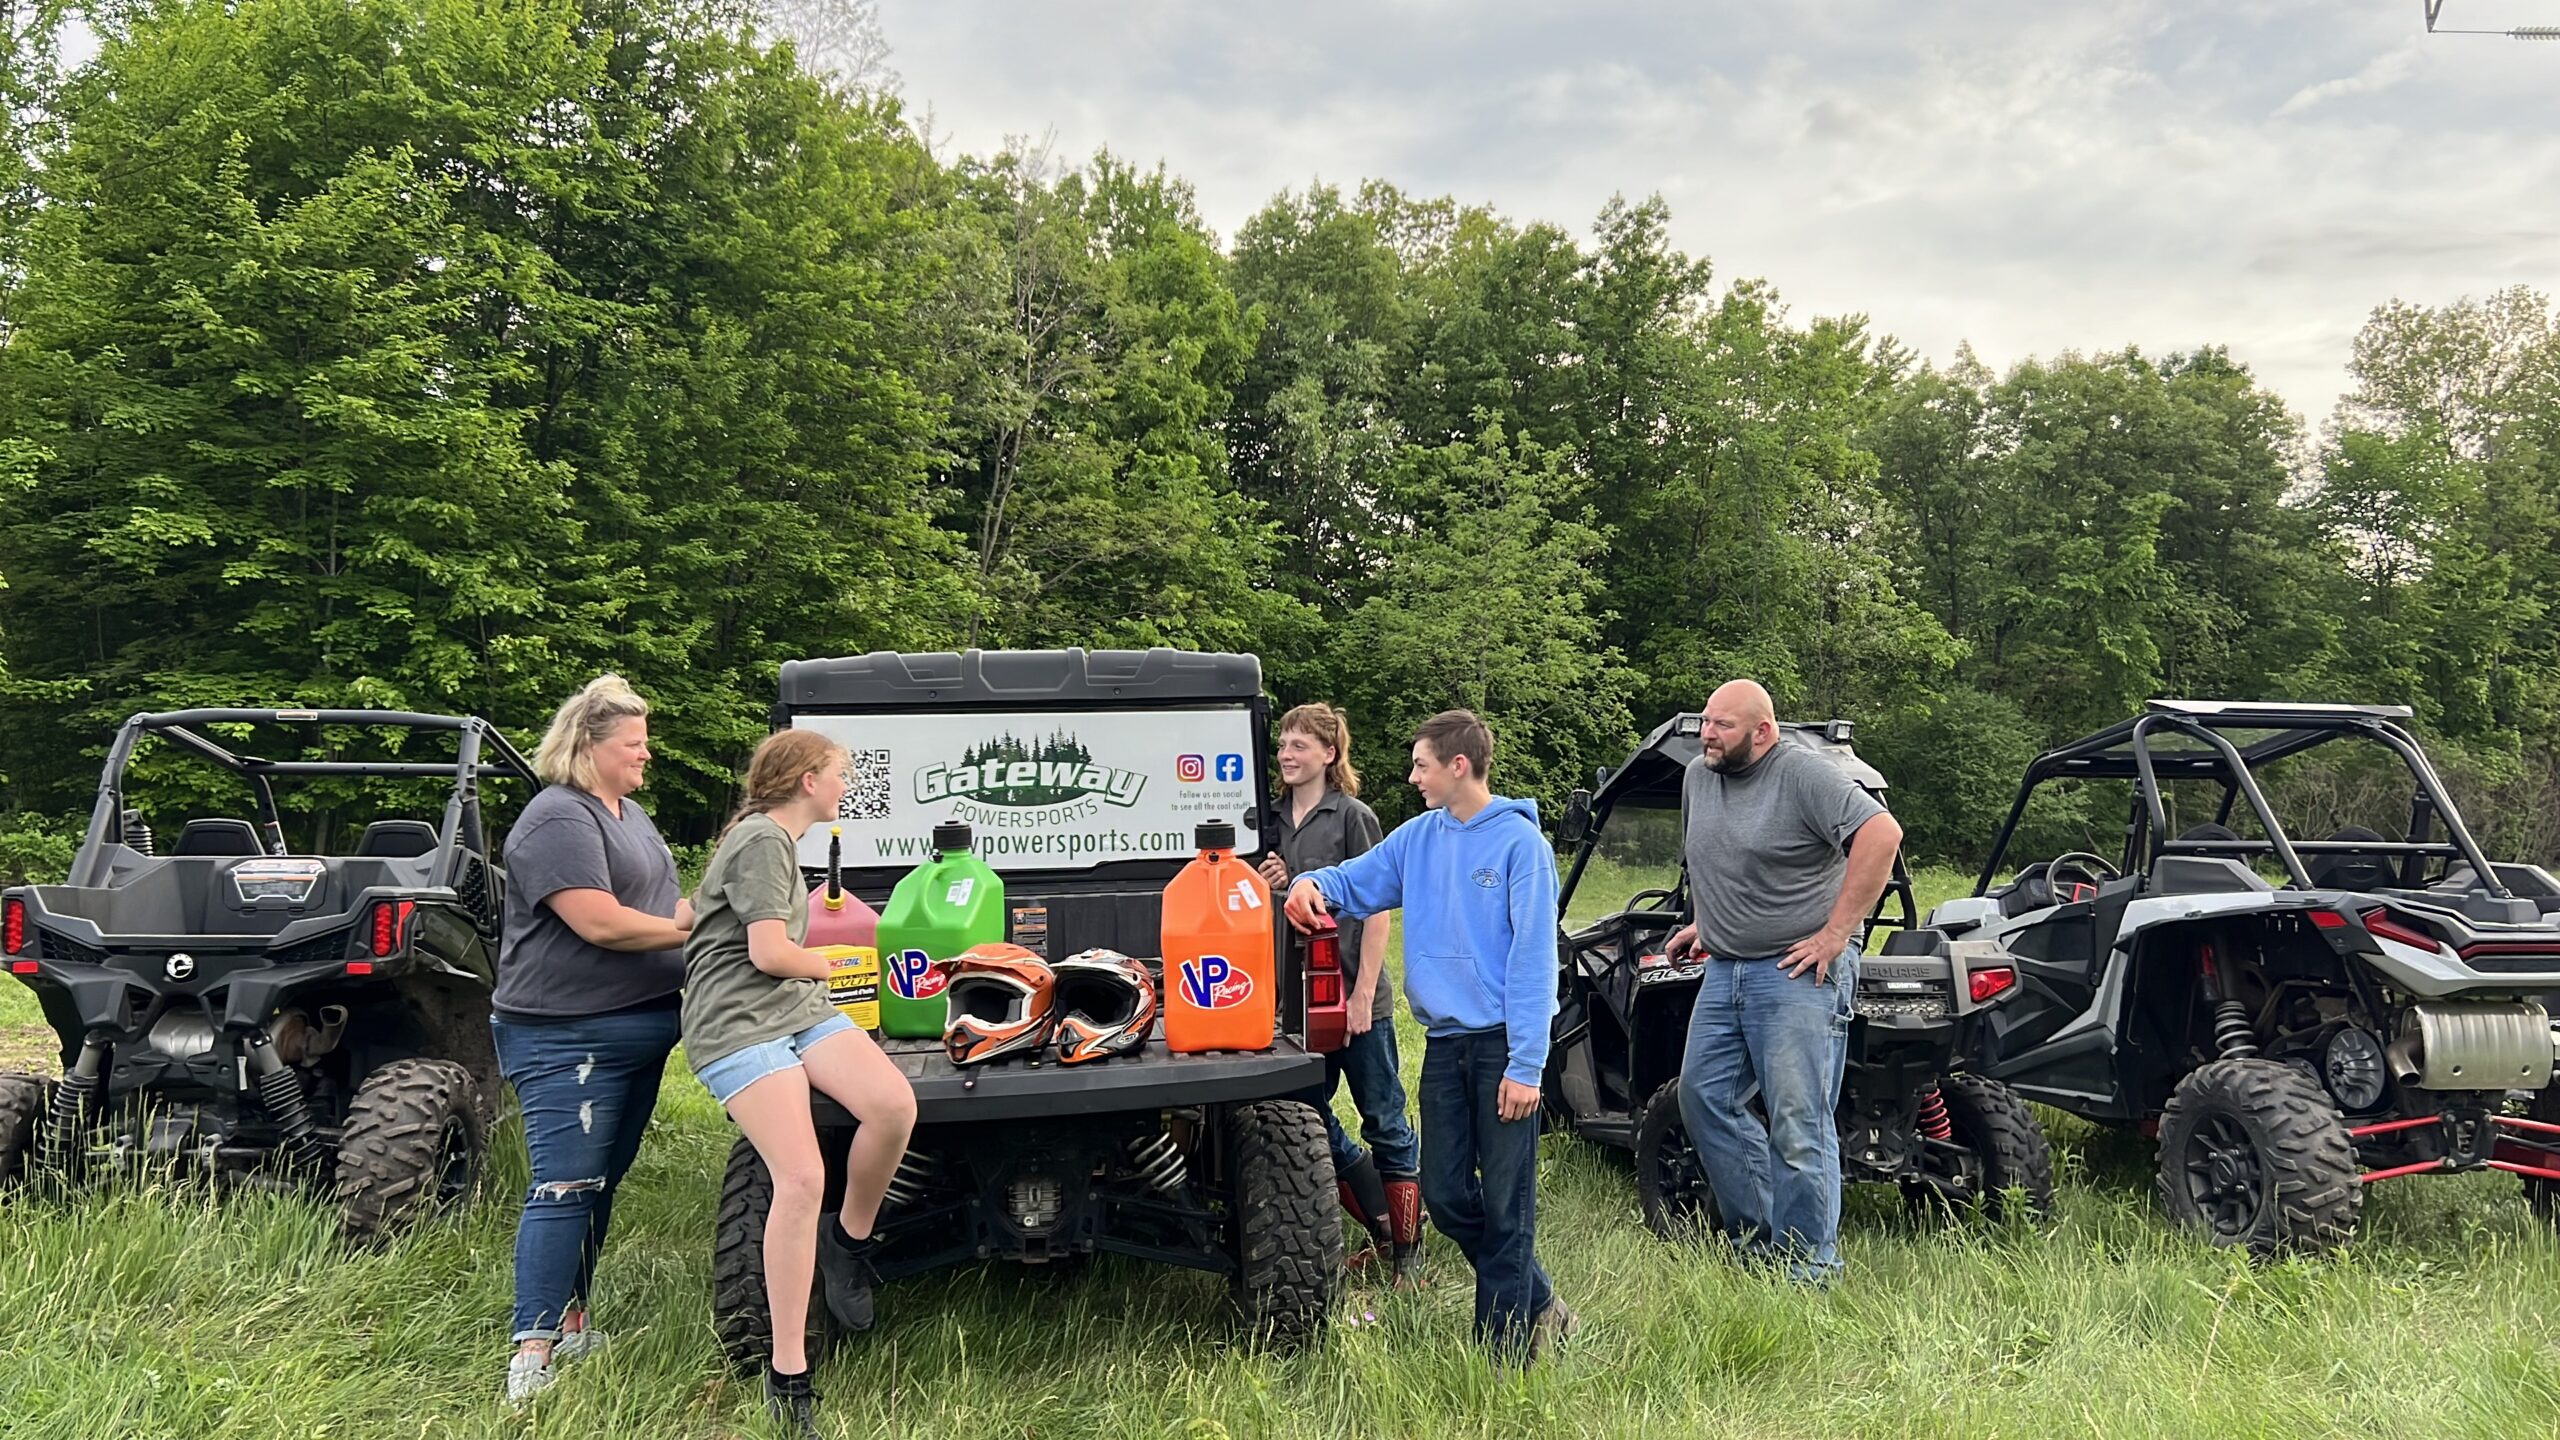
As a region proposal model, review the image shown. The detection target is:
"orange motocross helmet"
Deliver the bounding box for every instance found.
[1052,948,1157,1065]
[942,943,1057,1067]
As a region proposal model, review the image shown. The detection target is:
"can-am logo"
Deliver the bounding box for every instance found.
[916,730,1145,808]
[1179,953,1255,1009]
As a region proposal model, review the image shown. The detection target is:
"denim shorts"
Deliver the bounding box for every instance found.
[693,1012,857,1106]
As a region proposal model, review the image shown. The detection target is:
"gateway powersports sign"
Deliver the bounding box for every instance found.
[790,707,1261,871]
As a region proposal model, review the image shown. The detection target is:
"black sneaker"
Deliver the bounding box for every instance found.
[765,1365,821,1439]
[819,1220,878,1332]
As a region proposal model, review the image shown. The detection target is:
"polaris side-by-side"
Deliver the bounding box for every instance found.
[1940,699,2560,1254]
[1544,714,2054,1238]
[1,709,531,1243]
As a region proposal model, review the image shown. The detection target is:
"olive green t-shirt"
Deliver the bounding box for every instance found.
[681,813,839,1069]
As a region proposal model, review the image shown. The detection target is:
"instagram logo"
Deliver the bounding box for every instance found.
[1176,754,1207,783]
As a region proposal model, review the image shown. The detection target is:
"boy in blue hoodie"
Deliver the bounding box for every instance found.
[1283,710,1572,1361]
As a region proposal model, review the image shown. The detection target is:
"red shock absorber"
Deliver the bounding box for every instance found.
[1916,1086,1954,1142]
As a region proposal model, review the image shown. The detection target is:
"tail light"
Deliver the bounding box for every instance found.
[2,896,25,956]
[2361,908,2443,953]
[368,899,416,958]
[1304,918,1348,1054]
[1967,966,2017,1004]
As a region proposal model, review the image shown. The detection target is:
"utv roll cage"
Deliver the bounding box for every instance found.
[1973,700,2507,899]
[71,709,538,888]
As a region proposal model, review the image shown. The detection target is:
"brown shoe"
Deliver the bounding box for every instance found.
[1527,1296,1578,1362]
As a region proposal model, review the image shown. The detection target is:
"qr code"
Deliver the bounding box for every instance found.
[840,749,894,821]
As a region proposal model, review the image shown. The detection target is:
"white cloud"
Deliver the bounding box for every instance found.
[876,0,2560,427]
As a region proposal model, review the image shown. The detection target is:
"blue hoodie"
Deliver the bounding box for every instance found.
[1300,796,1558,1087]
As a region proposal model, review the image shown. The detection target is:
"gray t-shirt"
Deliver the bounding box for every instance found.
[494,785,683,1020]
[1682,738,1888,959]
[1271,787,1391,1022]
[681,812,837,1068]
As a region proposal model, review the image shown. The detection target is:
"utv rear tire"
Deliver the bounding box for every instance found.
[1904,1074,2056,1223]
[1635,1081,1724,1242]
[2526,1083,2560,1224]
[0,1073,48,1188]
[1226,1100,1340,1348]
[2157,1058,2361,1258]
[336,1059,484,1247]
[712,1136,837,1375]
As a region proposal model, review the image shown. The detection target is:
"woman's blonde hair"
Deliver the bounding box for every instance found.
[1279,702,1361,798]
[724,730,848,836]
[534,674,651,792]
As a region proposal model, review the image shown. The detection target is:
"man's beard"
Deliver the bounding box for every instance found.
[1708,738,1760,774]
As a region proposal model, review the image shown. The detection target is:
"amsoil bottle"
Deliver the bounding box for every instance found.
[876,821,1004,1039]
[1161,820,1276,1054]
[806,827,882,1033]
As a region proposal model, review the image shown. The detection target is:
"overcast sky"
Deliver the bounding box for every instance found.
[875,0,2560,431]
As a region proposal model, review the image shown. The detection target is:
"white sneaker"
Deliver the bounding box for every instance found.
[553,1325,608,1363]
[505,1348,556,1405]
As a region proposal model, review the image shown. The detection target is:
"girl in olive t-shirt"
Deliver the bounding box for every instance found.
[681,730,916,1436]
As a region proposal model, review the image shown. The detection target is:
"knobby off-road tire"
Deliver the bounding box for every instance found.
[1634,1080,1724,1242]
[1226,1099,1340,1348]
[2156,1057,2361,1258]
[2525,1082,2560,1224]
[336,1059,484,1247]
[712,1135,837,1375]
[1904,1073,2057,1224]
[0,1073,50,1188]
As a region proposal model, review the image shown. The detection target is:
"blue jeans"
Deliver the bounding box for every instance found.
[492,1004,680,1341]
[1419,1028,1552,1357]
[1677,949,1857,1283]
[1319,1019,1421,1179]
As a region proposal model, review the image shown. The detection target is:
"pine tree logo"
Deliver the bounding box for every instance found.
[914,728,1147,808]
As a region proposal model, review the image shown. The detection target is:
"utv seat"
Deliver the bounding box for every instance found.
[355,820,440,858]
[174,818,263,856]
[2307,825,2395,893]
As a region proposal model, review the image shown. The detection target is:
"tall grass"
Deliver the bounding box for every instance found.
[5,865,2559,1437]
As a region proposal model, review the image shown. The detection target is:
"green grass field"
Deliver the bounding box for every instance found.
[6,863,2560,1437]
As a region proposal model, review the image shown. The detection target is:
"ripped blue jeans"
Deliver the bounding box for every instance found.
[492,1004,680,1341]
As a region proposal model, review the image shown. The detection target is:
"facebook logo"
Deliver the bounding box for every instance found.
[1215,753,1245,782]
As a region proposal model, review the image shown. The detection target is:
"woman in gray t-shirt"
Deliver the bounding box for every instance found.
[491,675,695,1406]
[683,729,916,1436]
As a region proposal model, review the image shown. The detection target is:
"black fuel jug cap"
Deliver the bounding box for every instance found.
[1195,819,1236,851]
[933,821,974,852]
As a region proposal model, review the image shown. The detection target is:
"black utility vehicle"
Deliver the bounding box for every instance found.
[1544,714,2053,1240]
[1,708,530,1243]
[710,649,1346,1370]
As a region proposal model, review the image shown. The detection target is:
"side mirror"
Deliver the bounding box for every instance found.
[1559,788,1593,845]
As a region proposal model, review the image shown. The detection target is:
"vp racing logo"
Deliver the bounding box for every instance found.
[1179,952,1255,1010]
[886,949,948,1000]
[915,729,1145,808]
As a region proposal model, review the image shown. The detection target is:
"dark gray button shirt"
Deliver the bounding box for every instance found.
[494,784,684,1019]
[1271,787,1392,1021]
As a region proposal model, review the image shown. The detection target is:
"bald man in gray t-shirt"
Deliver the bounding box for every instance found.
[1665,681,1902,1285]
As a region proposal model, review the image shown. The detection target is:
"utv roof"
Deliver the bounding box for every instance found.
[2026,700,2421,783]
[1592,712,1884,813]
[776,648,1262,715]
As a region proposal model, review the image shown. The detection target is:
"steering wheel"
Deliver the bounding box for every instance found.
[2044,851,2121,904]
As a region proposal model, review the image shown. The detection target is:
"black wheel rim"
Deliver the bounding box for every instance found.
[1651,1116,1713,1231]
[433,1115,474,1206]
[2180,1113,2267,1238]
